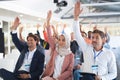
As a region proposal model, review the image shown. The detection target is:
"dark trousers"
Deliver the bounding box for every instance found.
[80,73,116,80]
[81,74,95,80]
[0,68,29,80]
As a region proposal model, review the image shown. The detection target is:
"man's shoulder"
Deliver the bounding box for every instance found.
[103,48,115,57]
[35,49,45,57]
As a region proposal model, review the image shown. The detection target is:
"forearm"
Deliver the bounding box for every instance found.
[73,20,87,52]
[47,26,55,50]
[11,32,24,52]
[19,32,25,42]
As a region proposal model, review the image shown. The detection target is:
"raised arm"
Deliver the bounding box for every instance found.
[46,10,56,50]
[19,26,25,42]
[73,1,88,52]
[43,23,48,42]
[36,24,44,43]
[10,17,25,52]
[51,25,58,39]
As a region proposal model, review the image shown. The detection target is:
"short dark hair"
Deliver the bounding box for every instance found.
[28,33,33,36]
[92,30,105,39]
[27,34,39,44]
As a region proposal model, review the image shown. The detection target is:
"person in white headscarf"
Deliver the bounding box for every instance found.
[56,33,71,56]
[41,10,74,80]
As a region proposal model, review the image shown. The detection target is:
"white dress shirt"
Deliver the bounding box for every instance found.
[53,55,65,78]
[73,20,117,80]
[19,48,36,72]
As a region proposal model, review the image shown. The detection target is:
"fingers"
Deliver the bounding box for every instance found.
[75,1,80,9]
[47,10,52,21]
[11,17,20,30]
[74,1,82,20]
[14,17,21,26]
[46,10,52,27]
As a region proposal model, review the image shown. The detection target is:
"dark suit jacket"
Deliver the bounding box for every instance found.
[70,40,79,54]
[11,32,45,80]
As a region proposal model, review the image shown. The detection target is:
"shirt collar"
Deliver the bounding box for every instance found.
[29,48,37,53]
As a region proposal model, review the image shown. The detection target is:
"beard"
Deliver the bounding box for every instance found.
[92,42,97,46]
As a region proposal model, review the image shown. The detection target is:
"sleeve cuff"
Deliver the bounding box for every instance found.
[11,30,17,34]
[73,20,79,23]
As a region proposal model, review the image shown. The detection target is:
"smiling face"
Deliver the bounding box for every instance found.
[58,35,66,48]
[27,37,37,48]
[27,34,38,50]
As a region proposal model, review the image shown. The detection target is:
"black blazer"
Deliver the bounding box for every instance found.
[70,40,79,54]
[11,32,45,80]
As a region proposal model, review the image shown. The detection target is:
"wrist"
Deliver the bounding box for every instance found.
[10,25,17,31]
[74,16,79,21]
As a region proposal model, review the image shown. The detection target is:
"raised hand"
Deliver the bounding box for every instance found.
[11,17,20,30]
[74,1,83,20]
[46,10,52,27]
[36,24,41,30]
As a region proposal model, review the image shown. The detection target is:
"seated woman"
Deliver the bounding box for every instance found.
[41,10,74,80]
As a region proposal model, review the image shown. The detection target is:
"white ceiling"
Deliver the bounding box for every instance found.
[0,0,120,24]
[0,0,74,23]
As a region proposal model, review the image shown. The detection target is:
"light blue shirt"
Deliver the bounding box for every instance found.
[19,48,36,72]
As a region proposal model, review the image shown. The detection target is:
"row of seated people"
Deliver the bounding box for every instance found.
[0,1,117,80]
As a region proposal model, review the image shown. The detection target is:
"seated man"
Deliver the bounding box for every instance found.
[0,17,45,80]
[73,1,117,80]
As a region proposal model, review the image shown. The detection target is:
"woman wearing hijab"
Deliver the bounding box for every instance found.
[41,10,74,80]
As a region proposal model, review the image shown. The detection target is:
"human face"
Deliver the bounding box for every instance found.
[27,37,37,49]
[58,35,66,48]
[92,33,104,50]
